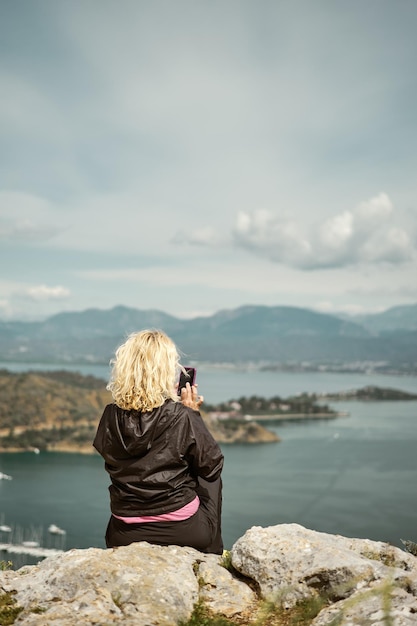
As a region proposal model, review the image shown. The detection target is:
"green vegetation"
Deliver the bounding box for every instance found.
[178,595,328,626]
[0,562,23,626]
[180,564,401,626]
[316,385,417,401]
[0,370,109,428]
[203,394,336,417]
[0,370,110,451]
[0,591,23,626]
[400,538,417,556]
[179,579,397,626]
[29,370,107,389]
[179,602,237,626]
[0,425,97,451]
[256,596,327,626]
[111,592,123,610]
[220,550,233,572]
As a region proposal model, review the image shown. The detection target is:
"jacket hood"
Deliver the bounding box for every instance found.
[93,397,224,518]
[94,400,181,461]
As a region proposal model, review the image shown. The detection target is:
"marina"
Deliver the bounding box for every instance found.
[0,542,64,559]
[0,515,66,562]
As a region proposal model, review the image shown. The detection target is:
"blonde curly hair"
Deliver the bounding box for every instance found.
[107,329,180,411]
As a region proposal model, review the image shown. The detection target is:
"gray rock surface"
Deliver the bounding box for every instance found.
[0,542,255,626]
[231,524,417,623]
[1,524,416,625]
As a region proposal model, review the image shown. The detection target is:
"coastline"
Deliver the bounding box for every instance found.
[0,412,346,453]
[0,445,98,455]
[245,411,348,421]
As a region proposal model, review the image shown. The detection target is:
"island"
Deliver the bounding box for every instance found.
[314,385,417,401]
[203,393,342,422]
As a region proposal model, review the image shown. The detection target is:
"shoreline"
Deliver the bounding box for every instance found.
[0,413,346,454]
[244,411,348,422]
[0,445,98,455]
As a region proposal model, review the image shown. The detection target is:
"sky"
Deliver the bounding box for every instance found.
[1,0,417,321]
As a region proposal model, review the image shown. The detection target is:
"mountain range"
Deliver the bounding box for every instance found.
[0,303,416,370]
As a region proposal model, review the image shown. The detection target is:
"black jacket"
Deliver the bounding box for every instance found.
[93,399,224,517]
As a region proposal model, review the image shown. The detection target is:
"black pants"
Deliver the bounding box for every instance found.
[105,477,223,555]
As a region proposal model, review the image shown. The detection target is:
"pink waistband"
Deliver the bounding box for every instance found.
[113,495,200,523]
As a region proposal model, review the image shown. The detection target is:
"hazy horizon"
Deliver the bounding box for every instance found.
[1,299,416,325]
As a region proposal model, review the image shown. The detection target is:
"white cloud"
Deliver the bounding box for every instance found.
[234,209,312,265]
[232,193,415,269]
[0,280,70,319]
[354,192,393,222]
[360,227,413,263]
[313,301,387,316]
[318,211,354,249]
[171,227,220,247]
[24,285,71,301]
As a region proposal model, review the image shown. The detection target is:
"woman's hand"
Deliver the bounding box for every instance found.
[180,382,204,411]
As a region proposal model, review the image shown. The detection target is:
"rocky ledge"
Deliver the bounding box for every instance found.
[1,524,417,625]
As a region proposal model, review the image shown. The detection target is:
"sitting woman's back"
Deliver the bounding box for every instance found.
[93,329,224,554]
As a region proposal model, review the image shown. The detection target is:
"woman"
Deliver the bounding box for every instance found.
[93,329,224,554]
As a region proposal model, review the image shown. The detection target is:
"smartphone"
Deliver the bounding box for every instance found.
[177,367,197,395]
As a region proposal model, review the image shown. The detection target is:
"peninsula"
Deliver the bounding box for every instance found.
[0,370,279,452]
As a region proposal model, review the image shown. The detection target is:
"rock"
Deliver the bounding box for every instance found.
[203,414,281,444]
[1,524,417,625]
[312,586,417,626]
[197,554,256,616]
[231,524,417,622]
[0,542,255,626]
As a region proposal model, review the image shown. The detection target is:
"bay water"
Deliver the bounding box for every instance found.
[1,362,416,568]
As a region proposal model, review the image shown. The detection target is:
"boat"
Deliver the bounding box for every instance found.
[21,540,40,548]
[48,524,66,535]
[0,524,12,533]
[0,472,12,480]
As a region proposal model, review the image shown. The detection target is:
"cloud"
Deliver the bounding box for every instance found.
[23,285,71,301]
[0,282,71,320]
[232,193,415,269]
[171,227,222,247]
[234,210,312,265]
[313,301,387,316]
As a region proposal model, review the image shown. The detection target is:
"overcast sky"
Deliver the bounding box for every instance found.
[1,0,416,321]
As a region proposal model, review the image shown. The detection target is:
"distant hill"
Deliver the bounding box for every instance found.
[0,304,416,370]
[347,303,417,333]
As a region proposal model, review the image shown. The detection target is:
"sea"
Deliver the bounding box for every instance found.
[1,361,417,569]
